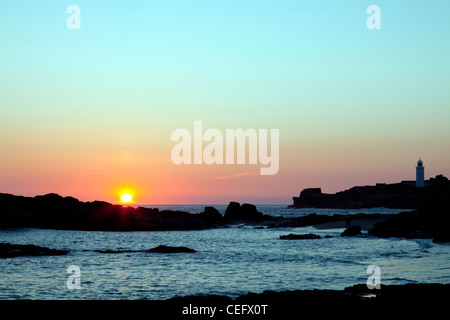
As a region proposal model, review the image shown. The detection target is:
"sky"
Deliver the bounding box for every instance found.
[1,0,449,205]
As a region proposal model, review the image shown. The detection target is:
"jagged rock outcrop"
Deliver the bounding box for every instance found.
[199,206,223,221]
[223,202,264,221]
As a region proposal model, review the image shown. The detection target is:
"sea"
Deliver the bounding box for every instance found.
[0,205,449,300]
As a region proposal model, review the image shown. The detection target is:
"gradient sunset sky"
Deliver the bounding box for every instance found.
[1,1,449,204]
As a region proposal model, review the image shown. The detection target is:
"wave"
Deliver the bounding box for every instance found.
[414,239,434,250]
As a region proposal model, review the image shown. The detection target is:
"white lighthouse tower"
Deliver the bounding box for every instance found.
[416,158,425,187]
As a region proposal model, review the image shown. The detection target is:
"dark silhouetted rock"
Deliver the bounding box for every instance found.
[224,201,241,219]
[0,193,226,231]
[341,225,362,237]
[0,243,68,258]
[433,232,450,243]
[369,204,450,240]
[280,233,321,240]
[165,283,450,318]
[290,175,450,209]
[5,283,449,317]
[200,206,223,221]
[224,202,263,221]
[147,245,197,253]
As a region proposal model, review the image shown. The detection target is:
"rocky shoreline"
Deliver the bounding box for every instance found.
[1,193,449,313]
[0,193,224,231]
[1,192,449,242]
[163,283,450,317]
[0,192,390,232]
[290,174,450,209]
[1,283,448,317]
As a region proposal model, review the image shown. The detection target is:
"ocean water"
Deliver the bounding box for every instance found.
[0,206,449,300]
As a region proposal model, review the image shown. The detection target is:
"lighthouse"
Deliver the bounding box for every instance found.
[416,158,425,187]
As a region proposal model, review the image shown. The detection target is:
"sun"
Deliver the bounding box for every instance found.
[121,193,133,203]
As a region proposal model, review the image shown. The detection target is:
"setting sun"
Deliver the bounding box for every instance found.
[121,193,133,203]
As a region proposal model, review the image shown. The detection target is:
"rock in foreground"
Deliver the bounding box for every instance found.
[2,283,449,317]
[165,283,450,318]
